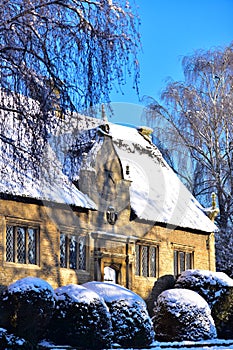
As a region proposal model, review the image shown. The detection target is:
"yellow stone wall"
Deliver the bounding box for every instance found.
[0,132,216,299]
[0,197,215,298]
[0,199,91,290]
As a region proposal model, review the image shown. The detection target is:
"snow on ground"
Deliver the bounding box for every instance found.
[39,339,233,349]
[148,339,233,349]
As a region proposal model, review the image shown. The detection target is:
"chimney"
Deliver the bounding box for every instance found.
[137,126,153,141]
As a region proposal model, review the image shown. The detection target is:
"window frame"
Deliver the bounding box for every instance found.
[173,248,194,277]
[5,221,40,266]
[60,233,87,271]
[135,242,158,278]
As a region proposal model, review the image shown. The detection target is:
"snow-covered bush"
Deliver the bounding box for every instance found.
[0,328,33,349]
[215,227,233,279]
[211,286,233,339]
[153,288,217,341]
[175,269,233,308]
[174,269,233,339]
[0,277,55,344]
[146,274,175,317]
[47,284,112,349]
[84,281,155,348]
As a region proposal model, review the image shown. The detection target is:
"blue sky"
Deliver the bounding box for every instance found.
[108,0,233,125]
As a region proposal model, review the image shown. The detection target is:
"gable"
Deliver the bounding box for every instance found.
[63,126,131,216]
[109,123,217,233]
[59,117,216,234]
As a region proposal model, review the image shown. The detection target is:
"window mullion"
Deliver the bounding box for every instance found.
[66,236,69,268]
[13,226,17,263]
[139,245,142,276]
[147,246,150,277]
[25,228,28,264]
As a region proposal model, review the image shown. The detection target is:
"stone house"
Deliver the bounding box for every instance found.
[0,113,217,299]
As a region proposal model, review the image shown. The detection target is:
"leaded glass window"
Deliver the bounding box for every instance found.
[135,243,158,278]
[141,245,148,277]
[149,246,156,277]
[69,236,77,269]
[17,227,26,263]
[60,234,86,270]
[135,244,140,276]
[174,250,193,276]
[28,228,36,264]
[6,225,14,262]
[186,252,192,270]
[60,234,66,268]
[6,224,38,265]
[78,236,86,270]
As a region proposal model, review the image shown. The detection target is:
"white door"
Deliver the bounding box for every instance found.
[104,266,116,283]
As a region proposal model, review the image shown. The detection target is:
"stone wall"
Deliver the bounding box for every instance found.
[0,198,91,290]
[0,197,215,299]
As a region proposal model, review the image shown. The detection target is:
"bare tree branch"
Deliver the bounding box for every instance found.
[0,0,140,174]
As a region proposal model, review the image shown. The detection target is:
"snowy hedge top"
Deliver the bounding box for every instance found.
[177,269,233,287]
[7,277,54,295]
[83,281,145,305]
[54,284,104,304]
[158,288,211,311]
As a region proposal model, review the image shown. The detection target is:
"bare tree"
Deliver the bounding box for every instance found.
[0,0,140,170]
[144,43,233,274]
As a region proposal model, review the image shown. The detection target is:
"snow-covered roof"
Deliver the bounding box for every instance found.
[63,118,216,233]
[0,93,217,231]
[0,137,95,210]
[109,123,217,233]
[0,90,95,209]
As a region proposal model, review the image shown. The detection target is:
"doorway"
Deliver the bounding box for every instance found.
[104,266,116,283]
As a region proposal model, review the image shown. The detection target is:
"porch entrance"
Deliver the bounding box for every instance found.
[103,263,121,284]
[104,266,116,283]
